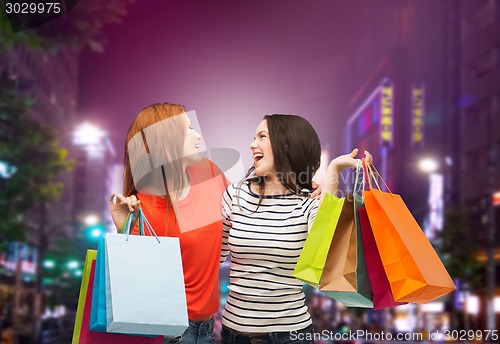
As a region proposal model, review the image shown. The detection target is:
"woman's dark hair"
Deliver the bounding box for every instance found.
[237,114,321,211]
[265,114,321,193]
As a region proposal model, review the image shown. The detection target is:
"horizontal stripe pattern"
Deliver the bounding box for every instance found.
[220,182,318,333]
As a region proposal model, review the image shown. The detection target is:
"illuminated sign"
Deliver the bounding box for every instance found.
[0,242,37,275]
[493,191,500,206]
[425,173,444,242]
[412,85,425,146]
[380,84,393,144]
[346,78,392,188]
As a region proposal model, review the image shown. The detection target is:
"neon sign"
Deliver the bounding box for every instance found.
[380,84,393,144]
[412,85,425,146]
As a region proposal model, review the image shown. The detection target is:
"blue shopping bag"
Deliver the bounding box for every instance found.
[89,237,107,331]
[104,210,188,336]
[91,212,134,331]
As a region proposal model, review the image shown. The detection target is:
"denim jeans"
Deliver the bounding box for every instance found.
[164,318,215,344]
[221,324,314,344]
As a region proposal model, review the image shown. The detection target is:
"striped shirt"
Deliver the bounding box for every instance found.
[220,181,318,333]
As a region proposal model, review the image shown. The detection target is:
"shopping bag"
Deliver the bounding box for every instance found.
[72,250,97,344]
[79,254,162,343]
[359,207,406,309]
[318,164,373,307]
[89,237,106,331]
[293,192,345,287]
[89,233,160,338]
[362,162,456,303]
[105,214,188,336]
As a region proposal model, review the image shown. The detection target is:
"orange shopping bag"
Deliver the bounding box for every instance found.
[362,160,456,303]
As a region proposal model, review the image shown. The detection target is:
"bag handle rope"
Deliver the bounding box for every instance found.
[121,210,160,243]
[362,158,394,197]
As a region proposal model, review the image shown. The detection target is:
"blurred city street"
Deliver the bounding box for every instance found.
[1,0,499,343]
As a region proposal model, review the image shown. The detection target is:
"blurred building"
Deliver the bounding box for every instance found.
[344,0,443,332]
[105,163,125,230]
[453,0,500,330]
[0,46,78,237]
[72,124,117,235]
[344,0,450,209]
[0,46,79,339]
[1,47,123,236]
[0,42,121,252]
[457,0,500,249]
[344,0,500,333]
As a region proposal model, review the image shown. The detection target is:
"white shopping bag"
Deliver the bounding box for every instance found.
[104,232,188,336]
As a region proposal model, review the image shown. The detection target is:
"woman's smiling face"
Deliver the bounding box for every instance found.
[182,113,202,163]
[249,119,275,177]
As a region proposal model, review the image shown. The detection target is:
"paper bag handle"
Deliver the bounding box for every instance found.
[353,160,365,193]
[121,212,135,234]
[361,158,372,188]
[363,159,394,195]
[121,211,161,243]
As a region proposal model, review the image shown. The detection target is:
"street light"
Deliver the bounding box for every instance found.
[417,157,445,242]
[42,260,55,269]
[84,224,106,241]
[83,214,99,226]
[73,122,111,160]
[73,122,106,149]
[73,122,114,244]
[418,156,453,174]
[418,157,497,330]
[0,160,17,178]
[90,227,104,238]
[66,260,79,270]
[419,158,440,174]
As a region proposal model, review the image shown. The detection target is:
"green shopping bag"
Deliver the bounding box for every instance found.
[72,250,97,344]
[319,162,373,307]
[293,192,344,287]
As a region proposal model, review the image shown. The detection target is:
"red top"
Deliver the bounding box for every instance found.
[134,159,229,320]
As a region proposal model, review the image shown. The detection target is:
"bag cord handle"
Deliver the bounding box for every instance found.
[363,159,394,195]
[353,159,365,193]
[121,211,160,243]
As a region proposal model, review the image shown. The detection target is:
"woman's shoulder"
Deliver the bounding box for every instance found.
[224,180,251,196]
[300,194,318,211]
[226,180,244,191]
[136,192,168,207]
[187,158,225,181]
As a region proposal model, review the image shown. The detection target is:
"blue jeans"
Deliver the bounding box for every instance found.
[221,325,314,344]
[165,318,215,344]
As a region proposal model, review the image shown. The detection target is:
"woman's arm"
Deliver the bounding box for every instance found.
[220,186,233,264]
[321,148,373,200]
[109,193,141,231]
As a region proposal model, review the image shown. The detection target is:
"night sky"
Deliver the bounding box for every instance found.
[78,0,378,168]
